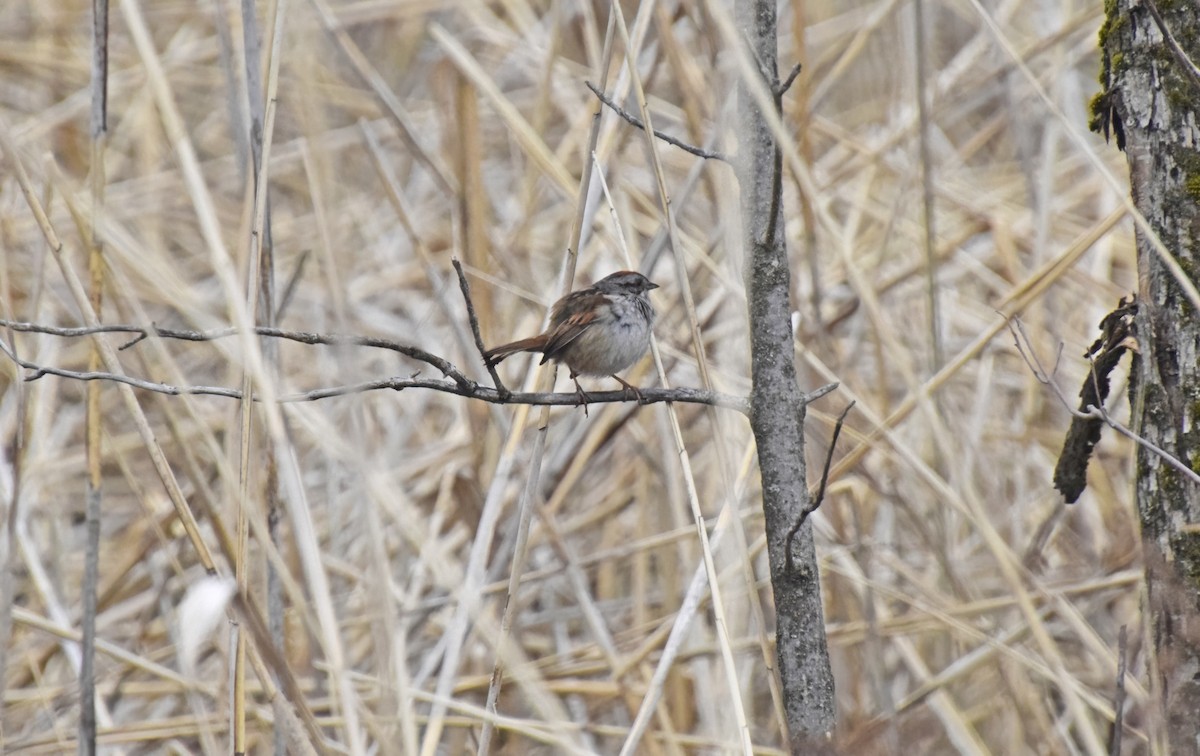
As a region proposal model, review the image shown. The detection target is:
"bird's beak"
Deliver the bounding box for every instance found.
[648,282,660,290]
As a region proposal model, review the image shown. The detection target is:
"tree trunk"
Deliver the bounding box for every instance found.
[737,0,836,747]
[1098,3,1200,752]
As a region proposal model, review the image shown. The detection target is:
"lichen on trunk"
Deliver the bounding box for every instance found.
[1098,1,1200,750]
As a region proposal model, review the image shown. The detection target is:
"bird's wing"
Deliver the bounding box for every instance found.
[539,290,603,363]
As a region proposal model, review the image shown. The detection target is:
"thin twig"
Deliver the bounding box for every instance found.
[0,318,470,389]
[1009,318,1200,489]
[6,343,803,414]
[800,382,838,405]
[275,249,309,322]
[777,62,803,97]
[786,401,855,571]
[451,258,508,398]
[584,81,730,162]
[16,363,242,398]
[4,335,838,414]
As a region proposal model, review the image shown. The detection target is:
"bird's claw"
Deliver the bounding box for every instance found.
[613,375,645,404]
[572,377,592,417]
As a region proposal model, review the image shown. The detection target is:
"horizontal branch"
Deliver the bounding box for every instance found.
[295,379,763,413]
[13,360,787,414]
[0,318,470,388]
[0,317,838,415]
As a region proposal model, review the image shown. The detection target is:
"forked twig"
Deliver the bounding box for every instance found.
[777,62,803,97]
[786,401,855,572]
[451,258,509,398]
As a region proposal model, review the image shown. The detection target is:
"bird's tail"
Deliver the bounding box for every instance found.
[483,337,544,364]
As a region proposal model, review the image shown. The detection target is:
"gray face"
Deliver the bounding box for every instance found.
[593,271,658,294]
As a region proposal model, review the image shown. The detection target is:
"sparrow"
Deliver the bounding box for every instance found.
[484,270,658,406]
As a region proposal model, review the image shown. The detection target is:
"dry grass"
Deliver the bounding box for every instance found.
[0,0,1147,753]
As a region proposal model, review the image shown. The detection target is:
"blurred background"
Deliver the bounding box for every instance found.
[0,0,1141,753]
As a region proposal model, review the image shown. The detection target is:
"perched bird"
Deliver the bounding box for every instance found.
[484,270,658,404]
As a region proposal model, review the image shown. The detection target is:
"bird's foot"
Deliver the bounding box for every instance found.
[572,377,592,417]
[613,375,645,404]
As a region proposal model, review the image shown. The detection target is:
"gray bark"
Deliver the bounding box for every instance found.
[737,0,836,747]
[1099,2,1200,752]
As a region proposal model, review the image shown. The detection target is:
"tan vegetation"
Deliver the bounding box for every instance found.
[0,0,1144,753]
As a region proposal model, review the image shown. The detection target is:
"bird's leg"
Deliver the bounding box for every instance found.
[612,374,644,404]
[571,373,592,416]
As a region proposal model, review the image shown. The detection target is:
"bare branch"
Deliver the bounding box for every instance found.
[7,347,819,416]
[786,401,854,571]
[0,314,848,419]
[275,249,310,322]
[18,362,243,399]
[800,381,838,405]
[777,62,803,97]
[584,82,730,163]
[0,316,841,415]
[451,258,508,397]
[0,318,471,389]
